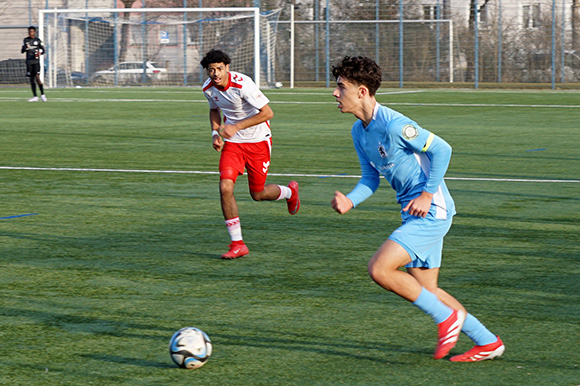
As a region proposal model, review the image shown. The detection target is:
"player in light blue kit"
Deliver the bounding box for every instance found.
[330,56,504,362]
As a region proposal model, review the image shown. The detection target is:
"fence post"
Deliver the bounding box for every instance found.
[561,0,565,84]
[474,1,479,89]
[399,0,403,88]
[290,3,294,88]
[85,0,89,84]
[325,0,330,88]
[551,0,556,89]
[315,0,319,82]
[498,0,502,83]
[183,0,187,86]
[375,0,379,65]
[114,9,118,86]
[449,20,454,83]
[436,0,440,82]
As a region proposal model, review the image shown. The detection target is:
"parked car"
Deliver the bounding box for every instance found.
[90,61,168,84]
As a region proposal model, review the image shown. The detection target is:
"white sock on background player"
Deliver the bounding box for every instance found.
[225,217,243,242]
[276,185,292,200]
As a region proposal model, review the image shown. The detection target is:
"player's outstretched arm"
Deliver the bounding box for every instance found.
[331,191,354,214]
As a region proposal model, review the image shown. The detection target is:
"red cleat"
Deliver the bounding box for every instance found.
[286,181,300,215]
[221,241,249,259]
[450,336,505,362]
[433,309,466,359]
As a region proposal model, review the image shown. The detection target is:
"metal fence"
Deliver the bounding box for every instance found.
[1,0,579,88]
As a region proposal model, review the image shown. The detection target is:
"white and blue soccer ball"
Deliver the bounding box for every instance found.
[169,327,212,369]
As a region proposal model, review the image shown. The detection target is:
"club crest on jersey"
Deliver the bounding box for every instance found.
[402,124,419,140]
[378,143,388,158]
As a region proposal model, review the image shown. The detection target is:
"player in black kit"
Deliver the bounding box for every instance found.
[21,26,47,102]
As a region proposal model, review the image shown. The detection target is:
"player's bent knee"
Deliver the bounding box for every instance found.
[367,253,403,288]
[219,178,236,198]
[249,189,266,201]
[368,259,390,283]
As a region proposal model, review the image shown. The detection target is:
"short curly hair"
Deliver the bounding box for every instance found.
[200,49,231,69]
[331,56,382,96]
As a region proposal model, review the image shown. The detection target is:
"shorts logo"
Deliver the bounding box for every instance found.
[262,161,270,173]
[402,124,419,140]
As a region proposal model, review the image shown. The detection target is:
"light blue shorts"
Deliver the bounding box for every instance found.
[388,215,453,269]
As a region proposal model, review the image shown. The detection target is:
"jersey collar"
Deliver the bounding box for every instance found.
[372,102,380,120]
[362,102,380,130]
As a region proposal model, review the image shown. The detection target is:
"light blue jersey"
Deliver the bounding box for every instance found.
[347,103,455,221]
[345,103,456,268]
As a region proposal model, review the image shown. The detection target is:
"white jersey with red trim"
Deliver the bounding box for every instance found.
[203,71,271,143]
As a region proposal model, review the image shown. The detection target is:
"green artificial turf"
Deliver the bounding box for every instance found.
[0,87,579,385]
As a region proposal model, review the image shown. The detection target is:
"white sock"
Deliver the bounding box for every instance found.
[276,185,292,200]
[225,217,243,241]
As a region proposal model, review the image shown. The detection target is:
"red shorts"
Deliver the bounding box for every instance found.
[219,139,272,192]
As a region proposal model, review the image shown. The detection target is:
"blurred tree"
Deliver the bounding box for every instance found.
[573,0,579,50]
[118,0,137,62]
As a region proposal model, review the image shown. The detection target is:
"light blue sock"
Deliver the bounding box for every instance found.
[462,313,497,346]
[412,288,453,324]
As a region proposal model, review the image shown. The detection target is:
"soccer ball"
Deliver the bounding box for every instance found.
[169,327,213,369]
[274,81,283,88]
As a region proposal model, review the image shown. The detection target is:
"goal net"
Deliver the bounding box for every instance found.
[39,7,281,88]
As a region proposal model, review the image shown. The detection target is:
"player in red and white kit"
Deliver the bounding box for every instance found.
[201,49,300,259]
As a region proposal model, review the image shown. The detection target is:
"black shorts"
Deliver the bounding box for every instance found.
[26,63,40,77]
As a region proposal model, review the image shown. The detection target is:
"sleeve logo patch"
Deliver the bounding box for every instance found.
[402,124,419,140]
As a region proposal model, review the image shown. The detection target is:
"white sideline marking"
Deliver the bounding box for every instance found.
[1,96,580,108]
[0,166,578,183]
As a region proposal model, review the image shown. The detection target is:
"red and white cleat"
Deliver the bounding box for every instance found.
[450,336,505,362]
[286,181,300,215]
[221,241,249,260]
[433,309,466,359]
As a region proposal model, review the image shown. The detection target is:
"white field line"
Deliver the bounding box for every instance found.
[0,96,579,108]
[0,166,578,183]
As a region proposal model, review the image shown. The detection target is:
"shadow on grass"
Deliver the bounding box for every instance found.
[80,354,172,368]
[209,331,413,365]
[1,304,413,365]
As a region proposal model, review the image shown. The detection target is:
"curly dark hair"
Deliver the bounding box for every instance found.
[331,56,382,96]
[200,49,231,69]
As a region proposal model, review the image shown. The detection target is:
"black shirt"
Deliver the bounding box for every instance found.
[21,37,44,64]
